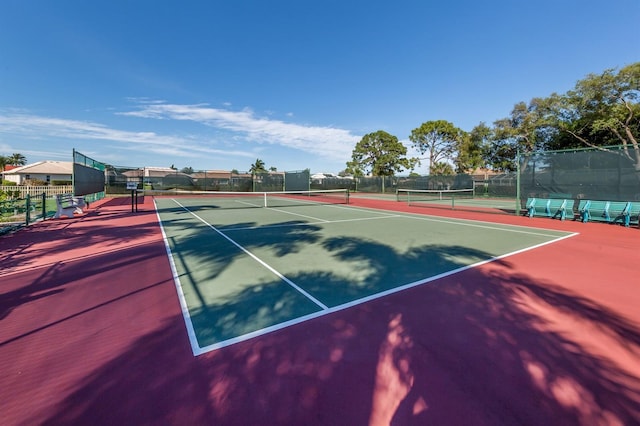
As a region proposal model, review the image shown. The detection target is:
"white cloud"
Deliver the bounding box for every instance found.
[0,111,255,160]
[120,102,361,161]
[0,103,363,169]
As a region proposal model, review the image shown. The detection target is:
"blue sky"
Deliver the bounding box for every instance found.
[1,0,638,174]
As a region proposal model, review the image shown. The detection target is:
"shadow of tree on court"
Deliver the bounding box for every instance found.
[0,206,163,331]
[0,240,173,340]
[382,266,640,425]
[37,316,217,425]
[162,219,323,283]
[168,220,508,346]
[38,249,640,425]
[0,209,161,272]
[315,236,501,306]
[17,215,639,425]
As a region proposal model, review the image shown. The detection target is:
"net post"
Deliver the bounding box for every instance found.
[516,148,521,216]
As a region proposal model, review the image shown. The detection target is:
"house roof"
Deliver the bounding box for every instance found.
[122,170,143,177]
[3,161,73,175]
[191,171,232,179]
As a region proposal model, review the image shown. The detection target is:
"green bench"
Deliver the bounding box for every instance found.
[525,198,574,221]
[578,200,635,227]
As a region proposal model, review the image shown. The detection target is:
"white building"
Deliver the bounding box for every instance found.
[2,161,73,185]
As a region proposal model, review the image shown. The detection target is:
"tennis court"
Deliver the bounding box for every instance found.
[154,190,575,354]
[396,188,519,214]
[3,192,640,425]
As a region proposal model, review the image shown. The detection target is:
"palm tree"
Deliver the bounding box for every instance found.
[8,153,26,166]
[430,161,455,175]
[0,155,8,172]
[249,158,267,175]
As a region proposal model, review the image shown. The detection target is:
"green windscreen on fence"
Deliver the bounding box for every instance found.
[285,170,310,191]
[520,145,640,202]
[73,149,106,200]
[103,167,311,194]
[254,172,284,192]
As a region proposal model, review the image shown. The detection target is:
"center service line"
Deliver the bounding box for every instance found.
[171,199,329,310]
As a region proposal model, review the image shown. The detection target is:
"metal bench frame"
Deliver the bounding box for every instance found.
[526,198,574,221]
[55,194,86,219]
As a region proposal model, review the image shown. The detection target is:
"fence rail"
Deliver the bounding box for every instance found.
[0,185,73,198]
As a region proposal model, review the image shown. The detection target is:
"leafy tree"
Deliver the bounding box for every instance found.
[456,123,491,172]
[489,99,554,172]
[0,155,8,171]
[269,166,277,172]
[180,166,194,174]
[231,169,239,174]
[409,120,462,174]
[348,130,417,176]
[545,63,640,168]
[249,158,267,174]
[344,161,365,177]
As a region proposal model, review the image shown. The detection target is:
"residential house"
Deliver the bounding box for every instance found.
[2,161,73,185]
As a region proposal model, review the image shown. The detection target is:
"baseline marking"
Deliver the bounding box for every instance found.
[156,198,579,356]
[195,231,579,354]
[154,200,201,356]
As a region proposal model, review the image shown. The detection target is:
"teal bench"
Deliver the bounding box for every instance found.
[578,200,634,227]
[526,198,574,220]
[630,203,640,226]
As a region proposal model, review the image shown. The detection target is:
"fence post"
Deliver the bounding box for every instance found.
[25,194,31,226]
[41,192,46,219]
[515,148,521,215]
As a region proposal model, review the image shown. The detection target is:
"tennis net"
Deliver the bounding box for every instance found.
[396,188,474,206]
[145,188,349,209]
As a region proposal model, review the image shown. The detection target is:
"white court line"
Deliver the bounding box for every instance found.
[155,197,579,356]
[269,207,329,223]
[228,204,567,238]
[154,199,201,356]
[399,214,571,238]
[194,230,579,354]
[329,202,575,238]
[224,214,404,232]
[171,198,328,311]
[235,199,263,208]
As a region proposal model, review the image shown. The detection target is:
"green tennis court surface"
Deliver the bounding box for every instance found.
[396,188,518,212]
[154,193,576,355]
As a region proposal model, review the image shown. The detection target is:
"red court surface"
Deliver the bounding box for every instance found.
[1,196,639,425]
